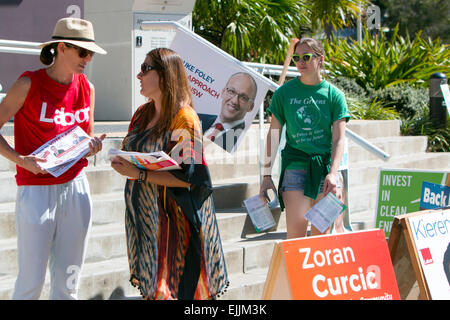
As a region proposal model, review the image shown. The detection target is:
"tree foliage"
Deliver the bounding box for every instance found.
[378,0,450,43]
[324,26,450,90]
[192,0,368,63]
[309,0,369,39]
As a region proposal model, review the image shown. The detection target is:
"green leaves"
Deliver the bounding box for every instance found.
[324,26,450,90]
[347,96,400,120]
[310,0,369,39]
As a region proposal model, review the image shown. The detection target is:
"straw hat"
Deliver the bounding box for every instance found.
[38,17,107,55]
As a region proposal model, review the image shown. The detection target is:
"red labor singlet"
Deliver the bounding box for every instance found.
[14,68,91,186]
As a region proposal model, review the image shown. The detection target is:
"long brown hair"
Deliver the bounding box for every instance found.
[137,48,193,138]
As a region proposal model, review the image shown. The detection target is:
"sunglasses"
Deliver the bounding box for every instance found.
[64,43,94,58]
[140,62,160,75]
[292,53,317,63]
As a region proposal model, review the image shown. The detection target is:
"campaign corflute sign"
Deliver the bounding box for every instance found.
[263,229,400,300]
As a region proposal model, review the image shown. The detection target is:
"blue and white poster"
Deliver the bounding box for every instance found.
[170,28,271,153]
[408,209,450,299]
[420,181,450,210]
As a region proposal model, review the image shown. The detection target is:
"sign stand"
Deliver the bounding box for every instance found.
[388,211,431,299]
[262,242,292,299]
[262,229,400,300]
[388,209,450,300]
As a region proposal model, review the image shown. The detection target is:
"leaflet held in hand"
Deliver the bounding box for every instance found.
[305,192,345,233]
[243,195,277,233]
[108,148,181,171]
[31,125,91,177]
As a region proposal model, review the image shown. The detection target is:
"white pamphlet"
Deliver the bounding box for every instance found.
[31,126,91,177]
[305,192,345,233]
[243,195,277,233]
[108,148,181,171]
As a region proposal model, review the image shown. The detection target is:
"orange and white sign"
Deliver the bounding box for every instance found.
[263,229,400,300]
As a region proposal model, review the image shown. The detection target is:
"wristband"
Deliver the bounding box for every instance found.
[138,170,145,183]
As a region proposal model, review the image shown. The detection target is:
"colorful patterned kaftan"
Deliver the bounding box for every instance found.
[122,104,228,300]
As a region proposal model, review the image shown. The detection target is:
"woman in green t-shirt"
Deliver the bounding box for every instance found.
[260,38,350,239]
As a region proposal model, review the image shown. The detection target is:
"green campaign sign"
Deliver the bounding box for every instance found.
[375,169,449,237]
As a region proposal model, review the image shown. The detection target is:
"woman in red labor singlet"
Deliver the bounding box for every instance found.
[0,18,107,300]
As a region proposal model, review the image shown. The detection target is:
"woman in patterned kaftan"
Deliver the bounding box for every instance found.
[110,48,228,300]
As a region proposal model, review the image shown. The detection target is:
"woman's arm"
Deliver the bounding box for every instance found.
[259,116,282,199]
[0,77,47,174]
[85,82,106,157]
[110,156,190,188]
[323,118,347,195]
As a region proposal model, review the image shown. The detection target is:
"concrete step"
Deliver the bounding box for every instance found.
[218,269,268,300]
[212,175,260,210]
[0,141,445,247]
[0,256,139,300]
[206,145,260,182]
[346,120,401,139]
[0,226,287,300]
[0,206,286,278]
[349,209,378,230]
[348,152,450,186]
[347,183,378,216]
[348,135,428,163]
[0,184,284,239]
[210,152,450,214]
[0,222,127,275]
[0,191,126,240]
[121,269,270,301]
[0,166,127,203]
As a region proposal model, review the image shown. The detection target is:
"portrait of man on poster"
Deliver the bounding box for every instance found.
[198,72,258,153]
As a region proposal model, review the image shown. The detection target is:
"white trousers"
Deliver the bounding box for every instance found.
[12,173,92,300]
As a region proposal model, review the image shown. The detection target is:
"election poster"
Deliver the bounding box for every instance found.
[170,28,271,153]
[407,209,450,300]
[262,229,400,300]
[420,181,450,210]
[375,169,450,238]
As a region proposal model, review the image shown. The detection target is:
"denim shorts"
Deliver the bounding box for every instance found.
[280,169,342,193]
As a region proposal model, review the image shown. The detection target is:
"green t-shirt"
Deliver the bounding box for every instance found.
[267,77,350,170]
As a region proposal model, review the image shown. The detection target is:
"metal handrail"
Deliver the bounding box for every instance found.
[0,39,41,47]
[244,62,300,78]
[0,84,4,103]
[0,39,40,55]
[244,62,298,72]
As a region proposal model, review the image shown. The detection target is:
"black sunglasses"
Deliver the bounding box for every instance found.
[140,62,160,74]
[64,43,94,58]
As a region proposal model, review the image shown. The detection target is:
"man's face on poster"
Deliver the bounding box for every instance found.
[219,73,257,123]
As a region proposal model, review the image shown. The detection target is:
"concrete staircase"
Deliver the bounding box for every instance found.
[345,120,450,230]
[0,119,448,300]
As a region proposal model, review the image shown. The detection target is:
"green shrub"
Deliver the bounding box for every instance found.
[323,26,450,91]
[401,106,450,152]
[346,96,400,120]
[331,75,429,120]
[368,84,428,119]
[330,76,401,120]
[330,76,367,97]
